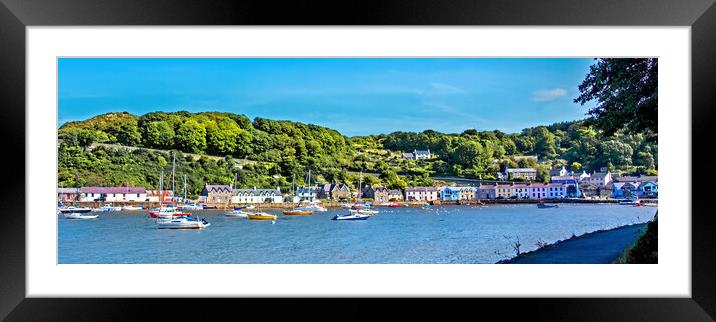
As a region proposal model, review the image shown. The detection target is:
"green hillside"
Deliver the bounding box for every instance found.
[58,111,657,195]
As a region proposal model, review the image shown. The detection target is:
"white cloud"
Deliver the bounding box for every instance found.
[532,88,567,101]
[429,82,466,95]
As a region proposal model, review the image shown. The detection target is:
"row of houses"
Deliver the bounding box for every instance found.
[548,166,658,198]
[57,187,174,202]
[198,185,284,204]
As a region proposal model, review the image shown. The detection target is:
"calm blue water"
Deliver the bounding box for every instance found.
[58,204,656,264]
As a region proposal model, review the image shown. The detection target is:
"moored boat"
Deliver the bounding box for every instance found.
[224,210,249,218]
[298,201,327,212]
[202,204,218,209]
[122,205,144,211]
[283,209,314,216]
[537,203,559,208]
[332,213,369,220]
[178,202,203,211]
[149,207,191,218]
[234,205,255,211]
[156,216,210,229]
[63,212,99,219]
[247,212,278,220]
[58,206,93,214]
[93,204,122,212]
[386,202,401,208]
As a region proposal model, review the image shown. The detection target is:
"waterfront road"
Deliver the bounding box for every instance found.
[498,222,648,264]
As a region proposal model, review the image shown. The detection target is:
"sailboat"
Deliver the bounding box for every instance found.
[156,152,209,229]
[178,174,203,210]
[149,153,190,219]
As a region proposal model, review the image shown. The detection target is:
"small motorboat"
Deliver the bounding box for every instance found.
[63,212,99,219]
[332,213,369,221]
[178,202,204,210]
[387,203,401,208]
[298,201,327,212]
[202,204,218,209]
[93,204,122,212]
[224,210,249,218]
[58,206,93,214]
[247,213,278,220]
[421,205,433,210]
[149,207,191,219]
[122,205,144,211]
[537,203,559,208]
[283,209,314,216]
[234,205,256,211]
[156,216,210,229]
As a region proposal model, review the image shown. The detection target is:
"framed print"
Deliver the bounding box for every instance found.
[2,0,715,320]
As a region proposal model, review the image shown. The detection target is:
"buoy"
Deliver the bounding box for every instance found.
[271,220,275,224]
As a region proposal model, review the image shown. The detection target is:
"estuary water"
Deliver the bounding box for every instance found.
[58,204,656,264]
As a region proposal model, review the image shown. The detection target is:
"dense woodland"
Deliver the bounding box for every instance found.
[58,58,658,196]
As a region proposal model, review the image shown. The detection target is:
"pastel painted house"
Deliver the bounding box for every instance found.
[528,183,567,199]
[477,184,496,199]
[232,187,284,204]
[405,187,439,202]
[550,175,582,197]
[511,184,530,199]
[440,186,477,201]
[80,186,147,202]
[495,184,513,198]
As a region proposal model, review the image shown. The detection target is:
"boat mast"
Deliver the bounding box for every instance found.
[159,172,164,208]
[171,151,176,207]
[358,169,363,200]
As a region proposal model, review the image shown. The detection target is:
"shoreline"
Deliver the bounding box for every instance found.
[61,198,656,210]
[496,222,651,264]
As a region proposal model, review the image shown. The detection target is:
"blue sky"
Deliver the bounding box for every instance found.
[58,58,596,136]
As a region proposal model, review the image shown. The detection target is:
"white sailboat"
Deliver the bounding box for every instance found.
[156,152,209,229]
[63,212,99,219]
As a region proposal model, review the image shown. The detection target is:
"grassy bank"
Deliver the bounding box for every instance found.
[613,218,658,264]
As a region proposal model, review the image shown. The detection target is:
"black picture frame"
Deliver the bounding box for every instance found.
[1,0,714,320]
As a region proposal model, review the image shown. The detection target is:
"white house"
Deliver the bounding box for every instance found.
[296,186,318,202]
[414,149,431,160]
[404,149,432,160]
[505,168,537,181]
[232,187,284,204]
[582,170,613,187]
[528,183,567,199]
[80,187,147,202]
[578,171,591,180]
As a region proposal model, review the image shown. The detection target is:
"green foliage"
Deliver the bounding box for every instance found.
[175,119,207,153]
[615,219,658,264]
[575,58,658,135]
[58,106,658,193]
